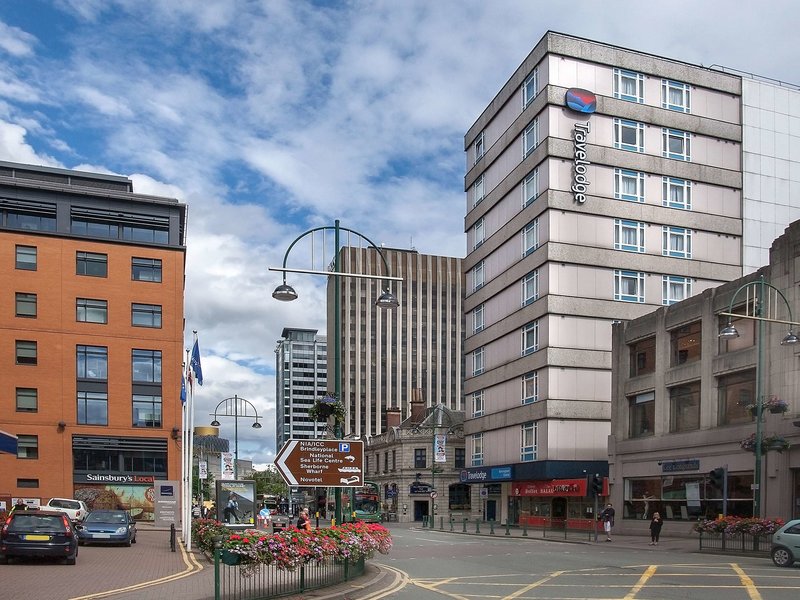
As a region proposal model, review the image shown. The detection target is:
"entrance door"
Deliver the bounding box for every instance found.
[486,499,497,521]
[552,497,567,528]
[414,500,429,522]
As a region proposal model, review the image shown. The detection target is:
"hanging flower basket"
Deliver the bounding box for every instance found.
[740,433,791,453]
[308,393,345,423]
[747,405,758,417]
[764,396,789,414]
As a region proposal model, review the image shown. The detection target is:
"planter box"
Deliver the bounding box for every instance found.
[221,549,242,565]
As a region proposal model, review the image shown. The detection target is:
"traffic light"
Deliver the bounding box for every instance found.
[591,475,603,496]
[709,467,725,488]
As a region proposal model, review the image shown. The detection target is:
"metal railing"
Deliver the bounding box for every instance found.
[698,532,771,555]
[213,549,365,600]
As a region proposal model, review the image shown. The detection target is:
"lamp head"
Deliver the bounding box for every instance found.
[719,321,739,338]
[210,419,221,427]
[252,421,262,429]
[272,282,298,302]
[375,289,399,309]
[781,331,799,345]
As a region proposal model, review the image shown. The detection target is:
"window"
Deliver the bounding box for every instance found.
[133,394,162,427]
[670,381,701,432]
[7,206,56,231]
[522,270,539,306]
[15,341,37,365]
[76,251,108,277]
[614,169,645,202]
[132,257,163,282]
[78,391,108,425]
[662,79,691,112]
[719,312,755,353]
[77,298,108,324]
[472,261,485,292]
[522,68,538,107]
[662,177,692,210]
[662,226,691,258]
[17,479,39,488]
[472,174,485,207]
[522,371,539,404]
[522,321,539,355]
[614,219,645,253]
[472,390,484,417]
[16,388,37,412]
[523,118,539,157]
[76,345,108,380]
[629,391,655,438]
[523,169,538,207]
[17,435,38,459]
[132,349,162,383]
[662,128,691,161]
[663,275,692,305]
[473,347,484,376]
[473,131,485,164]
[473,217,485,249]
[629,337,656,377]
[615,270,645,303]
[471,433,484,466]
[670,321,701,366]
[414,448,427,469]
[717,370,755,426]
[613,118,644,152]
[521,422,537,461]
[454,448,465,469]
[15,293,37,317]
[472,303,484,333]
[523,218,539,256]
[132,303,162,328]
[614,68,644,103]
[15,245,37,270]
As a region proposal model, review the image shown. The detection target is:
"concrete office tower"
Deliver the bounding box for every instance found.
[330,247,464,438]
[274,328,328,450]
[0,161,187,516]
[462,31,800,524]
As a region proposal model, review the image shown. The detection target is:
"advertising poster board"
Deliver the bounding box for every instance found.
[216,480,256,525]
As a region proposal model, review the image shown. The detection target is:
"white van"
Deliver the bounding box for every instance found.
[45,498,89,523]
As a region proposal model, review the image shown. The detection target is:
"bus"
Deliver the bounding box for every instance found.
[331,481,382,523]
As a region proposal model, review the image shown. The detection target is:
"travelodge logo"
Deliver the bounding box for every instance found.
[564,88,597,114]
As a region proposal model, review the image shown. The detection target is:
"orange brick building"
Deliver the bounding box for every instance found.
[0,161,187,520]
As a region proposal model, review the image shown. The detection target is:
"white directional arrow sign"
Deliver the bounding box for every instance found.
[274,439,364,488]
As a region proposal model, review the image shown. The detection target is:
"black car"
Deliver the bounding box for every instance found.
[0,510,79,565]
[77,510,137,546]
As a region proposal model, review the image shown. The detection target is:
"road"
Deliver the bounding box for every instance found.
[372,526,800,600]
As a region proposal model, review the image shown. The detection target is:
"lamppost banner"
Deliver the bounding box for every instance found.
[434,434,447,463]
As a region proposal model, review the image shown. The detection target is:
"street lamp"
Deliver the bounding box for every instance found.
[210,395,262,480]
[718,274,799,517]
[270,219,401,524]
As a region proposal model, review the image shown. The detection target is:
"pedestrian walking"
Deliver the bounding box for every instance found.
[649,511,663,545]
[296,508,312,532]
[600,503,615,541]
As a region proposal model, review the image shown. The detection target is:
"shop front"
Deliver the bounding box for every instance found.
[510,478,596,529]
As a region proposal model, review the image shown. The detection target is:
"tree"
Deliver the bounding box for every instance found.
[252,465,289,499]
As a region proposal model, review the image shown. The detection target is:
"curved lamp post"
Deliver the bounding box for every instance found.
[270,219,401,524]
[210,395,262,480]
[718,274,799,517]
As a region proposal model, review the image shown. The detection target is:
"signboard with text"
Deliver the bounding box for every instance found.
[512,478,587,497]
[275,439,364,487]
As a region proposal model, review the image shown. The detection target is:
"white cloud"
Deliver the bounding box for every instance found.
[0,21,37,57]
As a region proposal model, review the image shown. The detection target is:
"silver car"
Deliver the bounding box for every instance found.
[771,518,800,567]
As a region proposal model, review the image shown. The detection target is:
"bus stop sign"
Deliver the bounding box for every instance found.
[274,439,364,487]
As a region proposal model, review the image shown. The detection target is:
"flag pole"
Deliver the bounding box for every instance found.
[186,332,198,551]
[182,350,190,546]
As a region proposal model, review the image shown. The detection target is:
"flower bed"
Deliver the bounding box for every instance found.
[692,516,784,536]
[192,519,392,577]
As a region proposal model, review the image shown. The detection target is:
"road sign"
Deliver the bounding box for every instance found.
[274,439,364,487]
[430,491,438,499]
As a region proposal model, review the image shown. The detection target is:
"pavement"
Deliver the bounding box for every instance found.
[46,521,712,600]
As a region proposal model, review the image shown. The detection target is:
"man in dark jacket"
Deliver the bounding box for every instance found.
[600,503,616,541]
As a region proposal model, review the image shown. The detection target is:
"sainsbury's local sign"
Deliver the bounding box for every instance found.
[564,88,596,205]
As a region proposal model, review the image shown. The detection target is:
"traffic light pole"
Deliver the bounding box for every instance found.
[723,465,728,517]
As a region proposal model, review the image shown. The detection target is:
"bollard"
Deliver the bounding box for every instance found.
[440,516,444,530]
[169,523,176,552]
[505,519,511,536]
[449,515,454,532]
[523,521,528,537]
[475,518,481,534]
[463,517,468,533]
[489,520,495,535]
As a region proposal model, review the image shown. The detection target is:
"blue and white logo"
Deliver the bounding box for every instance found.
[339,443,350,452]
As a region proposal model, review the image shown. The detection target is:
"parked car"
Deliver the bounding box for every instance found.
[771,518,800,567]
[0,510,79,565]
[77,510,137,546]
[45,498,89,524]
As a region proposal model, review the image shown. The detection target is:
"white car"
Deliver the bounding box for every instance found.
[45,498,89,523]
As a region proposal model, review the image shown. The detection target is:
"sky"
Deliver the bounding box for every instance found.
[1,0,798,469]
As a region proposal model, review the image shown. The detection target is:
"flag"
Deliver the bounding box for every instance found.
[180,372,187,405]
[191,338,204,386]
